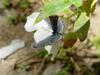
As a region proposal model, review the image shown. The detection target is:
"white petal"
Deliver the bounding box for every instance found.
[45,45,52,54]
[45,41,61,61]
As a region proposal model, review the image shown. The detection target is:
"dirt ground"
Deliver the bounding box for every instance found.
[0,1,100,75]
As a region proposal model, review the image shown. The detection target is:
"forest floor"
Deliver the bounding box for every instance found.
[0,0,100,75]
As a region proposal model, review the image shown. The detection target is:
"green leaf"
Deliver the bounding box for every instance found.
[83,0,97,16]
[35,0,72,23]
[76,20,90,41]
[63,32,77,48]
[69,0,82,7]
[91,0,97,14]
[42,0,51,4]
[2,0,10,7]
[63,32,77,40]
[32,50,48,57]
[74,12,89,31]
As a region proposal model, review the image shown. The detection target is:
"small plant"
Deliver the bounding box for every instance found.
[24,0,97,74]
[32,49,48,57]
[56,63,72,75]
[91,36,100,55]
[2,0,10,8]
[92,36,100,49]
[24,0,97,59]
[19,0,29,9]
[7,14,18,25]
[19,64,30,71]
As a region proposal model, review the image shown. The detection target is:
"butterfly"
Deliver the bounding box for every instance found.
[24,12,64,53]
[33,16,64,48]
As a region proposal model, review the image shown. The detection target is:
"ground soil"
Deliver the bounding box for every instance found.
[0,1,100,75]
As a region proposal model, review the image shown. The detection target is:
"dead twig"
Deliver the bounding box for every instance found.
[70,57,81,72]
[36,57,47,75]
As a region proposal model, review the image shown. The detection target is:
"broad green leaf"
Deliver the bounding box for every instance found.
[69,0,82,7]
[35,0,72,23]
[91,0,97,8]
[76,20,90,41]
[91,0,97,14]
[74,12,89,31]
[63,32,77,40]
[42,0,51,4]
[63,32,77,48]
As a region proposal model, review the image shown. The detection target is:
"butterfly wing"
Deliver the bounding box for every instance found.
[24,12,53,32]
[33,31,60,48]
[33,29,52,48]
[33,15,63,48]
[24,12,39,32]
